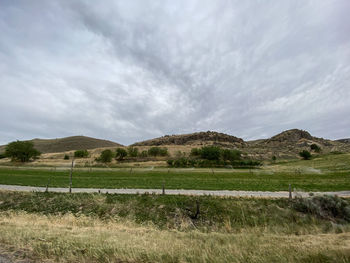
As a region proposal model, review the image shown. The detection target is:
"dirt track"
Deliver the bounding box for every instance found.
[1,184,350,198]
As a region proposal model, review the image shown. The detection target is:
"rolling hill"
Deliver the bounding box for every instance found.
[132,131,245,147]
[0,136,122,154]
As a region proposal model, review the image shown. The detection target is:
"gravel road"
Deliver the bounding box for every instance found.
[1,184,350,198]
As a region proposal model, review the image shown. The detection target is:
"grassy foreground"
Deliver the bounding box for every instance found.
[0,191,350,262]
[0,167,350,191]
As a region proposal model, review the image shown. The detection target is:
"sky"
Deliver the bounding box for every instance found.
[0,0,349,145]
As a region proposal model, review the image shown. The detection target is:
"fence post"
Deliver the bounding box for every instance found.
[69,158,74,193]
[162,181,165,195]
[289,184,292,200]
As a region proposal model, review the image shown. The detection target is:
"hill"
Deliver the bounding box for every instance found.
[245,129,350,159]
[0,136,122,154]
[132,131,245,147]
[337,138,350,144]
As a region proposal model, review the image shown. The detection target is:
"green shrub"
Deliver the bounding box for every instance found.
[74,150,89,158]
[221,149,241,161]
[5,141,41,162]
[115,148,127,160]
[200,146,221,160]
[293,195,350,223]
[148,147,168,157]
[0,153,6,159]
[190,148,202,156]
[310,144,321,153]
[127,147,139,157]
[63,154,70,160]
[99,149,114,163]
[272,155,277,161]
[299,150,312,160]
[139,150,148,158]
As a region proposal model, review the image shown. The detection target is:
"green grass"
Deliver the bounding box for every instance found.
[0,166,350,191]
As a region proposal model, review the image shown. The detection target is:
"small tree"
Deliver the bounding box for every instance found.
[200,146,221,160]
[222,149,241,161]
[74,150,89,158]
[127,147,139,157]
[299,150,312,160]
[190,148,202,156]
[64,154,70,160]
[148,147,168,157]
[100,149,114,163]
[5,141,41,162]
[116,148,127,160]
[310,144,321,153]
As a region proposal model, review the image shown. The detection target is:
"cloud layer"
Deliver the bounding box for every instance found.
[0,0,349,145]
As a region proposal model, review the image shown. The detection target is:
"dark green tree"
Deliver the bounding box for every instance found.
[127,147,139,157]
[100,149,114,163]
[74,150,89,158]
[116,148,127,160]
[200,146,221,160]
[222,149,241,161]
[310,144,321,153]
[5,141,41,162]
[299,150,312,160]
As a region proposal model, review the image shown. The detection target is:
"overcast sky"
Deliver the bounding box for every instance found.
[0,1,349,145]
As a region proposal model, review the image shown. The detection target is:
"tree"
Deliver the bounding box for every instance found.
[74,150,89,158]
[5,140,41,162]
[127,147,139,157]
[116,148,127,160]
[200,146,221,160]
[222,149,241,161]
[63,154,70,160]
[299,150,312,160]
[310,144,321,153]
[100,149,114,163]
[148,147,168,157]
[190,148,202,156]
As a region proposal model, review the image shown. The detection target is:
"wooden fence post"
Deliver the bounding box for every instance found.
[69,158,74,193]
[289,184,292,200]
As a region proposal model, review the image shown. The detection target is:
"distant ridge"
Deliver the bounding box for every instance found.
[336,138,350,144]
[132,131,244,147]
[0,136,122,154]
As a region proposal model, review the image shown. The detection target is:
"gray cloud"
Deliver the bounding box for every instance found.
[0,0,349,145]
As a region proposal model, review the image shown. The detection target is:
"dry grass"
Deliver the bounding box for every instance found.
[1,211,350,263]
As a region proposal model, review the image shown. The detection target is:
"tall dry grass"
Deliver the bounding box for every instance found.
[1,211,350,263]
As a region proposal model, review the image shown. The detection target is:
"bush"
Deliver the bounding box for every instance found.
[299,150,311,160]
[0,153,6,159]
[221,149,241,161]
[190,148,202,156]
[148,147,168,157]
[310,144,321,153]
[127,147,138,157]
[74,150,89,158]
[99,149,114,163]
[200,146,221,160]
[63,154,70,160]
[293,195,350,223]
[5,141,41,162]
[139,150,148,158]
[115,148,127,160]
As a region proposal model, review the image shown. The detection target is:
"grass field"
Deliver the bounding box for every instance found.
[0,153,349,191]
[0,191,350,262]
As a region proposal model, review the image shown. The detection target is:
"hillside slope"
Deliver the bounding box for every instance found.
[132,131,245,147]
[0,136,122,154]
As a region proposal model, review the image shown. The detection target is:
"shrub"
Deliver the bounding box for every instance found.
[299,150,312,160]
[272,155,277,162]
[5,141,41,162]
[115,148,127,160]
[166,159,174,166]
[148,147,168,157]
[221,149,241,161]
[127,147,138,157]
[139,150,148,158]
[0,153,6,159]
[310,144,321,153]
[200,146,221,160]
[190,148,202,156]
[293,195,350,223]
[74,150,89,158]
[63,154,70,160]
[99,149,114,163]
